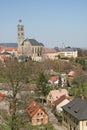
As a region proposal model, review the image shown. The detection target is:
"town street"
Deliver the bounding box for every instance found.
[44,106,66,130]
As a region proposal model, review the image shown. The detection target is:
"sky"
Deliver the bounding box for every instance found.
[0,0,87,48]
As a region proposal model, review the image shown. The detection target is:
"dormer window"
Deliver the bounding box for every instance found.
[74,109,80,113]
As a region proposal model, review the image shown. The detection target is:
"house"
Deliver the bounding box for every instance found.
[53,95,72,113]
[0,83,37,100]
[1,51,12,58]
[68,70,75,78]
[48,74,67,87]
[62,98,87,130]
[47,89,68,107]
[59,47,78,59]
[0,46,5,53]
[42,47,58,60]
[0,92,5,101]
[5,47,18,57]
[48,76,58,85]
[0,54,7,62]
[27,101,48,125]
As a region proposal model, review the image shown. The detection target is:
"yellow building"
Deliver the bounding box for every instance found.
[59,47,78,58]
[62,98,87,130]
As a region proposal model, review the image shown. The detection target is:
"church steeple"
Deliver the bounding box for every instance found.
[17,20,24,52]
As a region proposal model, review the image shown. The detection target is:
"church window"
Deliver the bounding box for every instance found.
[21,28,23,31]
[21,33,24,36]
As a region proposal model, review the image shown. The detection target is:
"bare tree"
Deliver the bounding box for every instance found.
[0,59,28,130]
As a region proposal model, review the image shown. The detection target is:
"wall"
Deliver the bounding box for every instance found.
[31,108,48,125]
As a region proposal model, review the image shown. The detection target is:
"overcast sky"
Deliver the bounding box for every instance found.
[0,0,87,48]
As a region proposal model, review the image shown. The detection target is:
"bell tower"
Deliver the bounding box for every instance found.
[17,20,24,53]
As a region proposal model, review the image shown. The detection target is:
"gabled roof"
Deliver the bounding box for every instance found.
[0,92,5,101]
[1,51,11,55]
[5,47,18,51]
[22,39,44,46]
[68,71,75,77]
[27,101,45,117]
[43,48,57,53]
[53,95,72,106]
[0,46,4,52]
[0,93,5,97]
[50,76,57,83]
[62,98,87,120]
[49,89,68,101]
[0,55,7,60]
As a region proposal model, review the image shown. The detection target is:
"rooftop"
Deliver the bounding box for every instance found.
[22,39,44,46]
[27,101,44,117]
[62,98,87,120]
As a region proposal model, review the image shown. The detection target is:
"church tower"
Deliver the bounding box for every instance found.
[17,20,24,53]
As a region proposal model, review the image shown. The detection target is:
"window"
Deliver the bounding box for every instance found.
[41,118,43,121]
[21,33,24,36]
[37,119,40,122]
[37,113,39,116]
[41,112,43,115]
[21,28,23,31]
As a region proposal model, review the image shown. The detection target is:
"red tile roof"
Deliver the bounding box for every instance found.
[0,92,5,101]
[44,48,57,53]
[0,92,5,97]
[5,47,18,51]
[50,76,57,82]
[53,95,72,106]
[0,46,4,52]
[68,71,75,77]
[27,101,43,117]
[1,55,7,60]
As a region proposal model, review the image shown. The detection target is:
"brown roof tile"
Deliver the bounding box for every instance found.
[27,101,42,117]
[53,95,72,106]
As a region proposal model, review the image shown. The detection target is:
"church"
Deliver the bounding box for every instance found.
[17,20,44,61]
[0,20,78,62]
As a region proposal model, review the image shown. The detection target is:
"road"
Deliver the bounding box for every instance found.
[44,106,66,130]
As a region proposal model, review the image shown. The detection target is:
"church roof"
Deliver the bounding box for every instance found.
[23,39,44,46]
